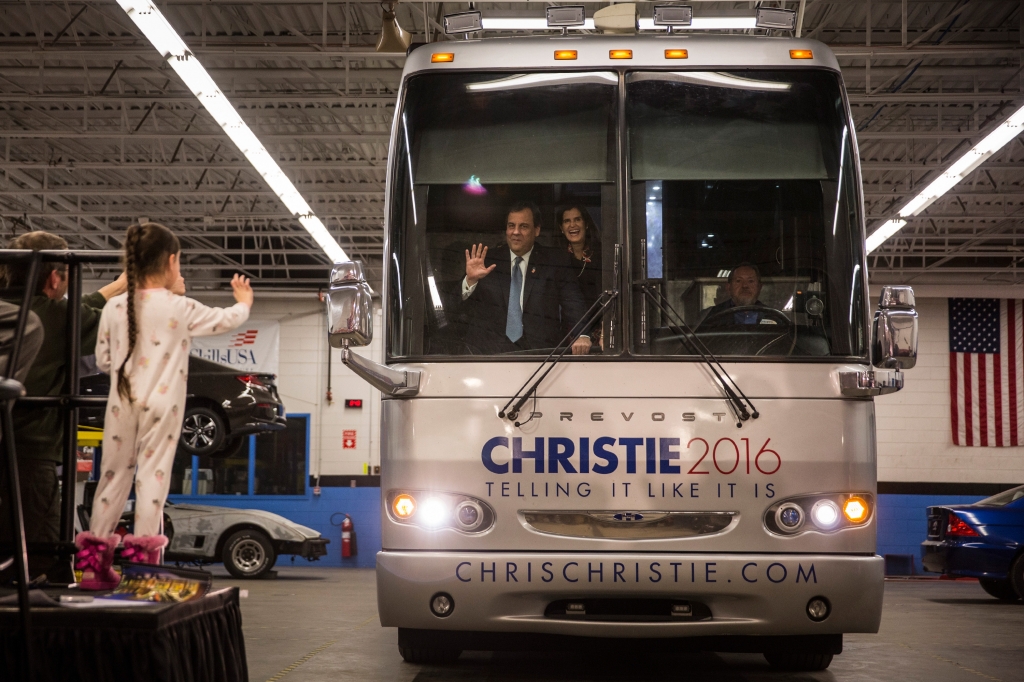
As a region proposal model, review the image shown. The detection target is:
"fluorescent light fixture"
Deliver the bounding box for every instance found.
[116,0,348,264]
[717,269,731,278]
[467,72,618,92]
[639,16,758,30]
[866,103,1024,253]
[783,295,794,311]
[865,219,906,253]
[481,17,595,30]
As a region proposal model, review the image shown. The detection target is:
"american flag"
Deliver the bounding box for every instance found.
[949,298,1024,446]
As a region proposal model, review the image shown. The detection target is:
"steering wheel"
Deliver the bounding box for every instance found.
[699,305,791,328]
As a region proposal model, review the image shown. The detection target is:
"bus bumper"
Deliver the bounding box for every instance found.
[376,551,883,637]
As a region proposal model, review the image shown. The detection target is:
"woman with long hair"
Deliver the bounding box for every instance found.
[556,204,603,348]
[74,223,253,590]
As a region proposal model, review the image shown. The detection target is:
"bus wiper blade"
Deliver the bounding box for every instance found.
[640,284,759,428]
[501,289,619,426]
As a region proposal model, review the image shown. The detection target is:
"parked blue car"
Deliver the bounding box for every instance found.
[921,484,1024,601]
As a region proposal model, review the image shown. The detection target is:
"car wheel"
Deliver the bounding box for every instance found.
[399,647,462,664]
[222,529,276,579]
[979,577,1020,602]
[180,406,226,456]
[763,651,834,671]
[1010,553,1024,600]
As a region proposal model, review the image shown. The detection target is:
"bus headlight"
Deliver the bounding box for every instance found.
[811,500,841,529]
[386,489,494,534]
[763,493,873,536]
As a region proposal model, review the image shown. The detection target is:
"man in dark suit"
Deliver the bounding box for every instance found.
[462,201,591,355]
[698,263,773,328]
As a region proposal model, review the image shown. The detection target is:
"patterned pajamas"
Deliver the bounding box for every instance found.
[89,289,249,537]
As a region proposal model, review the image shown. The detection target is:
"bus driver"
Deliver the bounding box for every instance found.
[462,201,591,355]
[698,262,773,327]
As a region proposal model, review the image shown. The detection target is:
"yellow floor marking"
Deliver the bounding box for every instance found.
[263,615,377,682]
[898,642,1003,682]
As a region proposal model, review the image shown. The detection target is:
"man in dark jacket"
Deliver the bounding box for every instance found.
[0,231,125,576]
[462,202,590,355]
[698,263,774,328]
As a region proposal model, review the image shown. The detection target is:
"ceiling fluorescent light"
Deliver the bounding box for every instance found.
[481,18,596,30]
[866,104,1024,253]
[639,16,757,30]
[865,219,906,253]
[116,0,348,264]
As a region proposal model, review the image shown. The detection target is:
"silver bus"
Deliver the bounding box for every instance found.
[326,32,919,672]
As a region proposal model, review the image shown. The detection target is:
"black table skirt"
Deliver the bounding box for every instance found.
[0,587,247,682]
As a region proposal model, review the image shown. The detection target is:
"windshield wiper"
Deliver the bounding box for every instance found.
[640,284,758,428]
[501,289,619,426]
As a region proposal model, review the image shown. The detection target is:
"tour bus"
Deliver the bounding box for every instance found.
[325,28,919,672]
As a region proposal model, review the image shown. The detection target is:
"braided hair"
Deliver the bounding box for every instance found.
[117,223,181,402]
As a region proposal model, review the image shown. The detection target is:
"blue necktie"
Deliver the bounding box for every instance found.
[507,256,524,343]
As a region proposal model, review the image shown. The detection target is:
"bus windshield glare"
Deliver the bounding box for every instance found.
[388,69,865,360]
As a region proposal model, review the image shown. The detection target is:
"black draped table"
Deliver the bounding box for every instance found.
[0,586,247,682]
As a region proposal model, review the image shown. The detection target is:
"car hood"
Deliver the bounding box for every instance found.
[167,504,321,539]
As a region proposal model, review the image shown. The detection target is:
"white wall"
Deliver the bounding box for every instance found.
[189,293,382,479]
[875,297,1024,484]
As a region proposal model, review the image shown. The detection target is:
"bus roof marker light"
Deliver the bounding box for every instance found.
[653,5,693,34]
[610,49,633,60]
[554,50,578,61]
[431,52,455,63]
[789,49,814,59]
[547,5,586,35]
[756,7,798,31]
[443,10,482,38]
[664,49,688,59]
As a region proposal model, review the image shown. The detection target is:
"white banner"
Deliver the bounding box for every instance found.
[190,319,280,374]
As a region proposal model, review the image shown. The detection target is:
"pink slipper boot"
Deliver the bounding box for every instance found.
[121,534,168,565]
[75,532,121,591]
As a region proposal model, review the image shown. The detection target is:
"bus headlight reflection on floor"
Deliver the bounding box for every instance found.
[811,500,841,529]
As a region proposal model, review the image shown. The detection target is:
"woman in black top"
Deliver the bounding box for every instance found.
[556,204,603,349]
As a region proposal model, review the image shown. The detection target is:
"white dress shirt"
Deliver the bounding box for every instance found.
[462,248,532,304]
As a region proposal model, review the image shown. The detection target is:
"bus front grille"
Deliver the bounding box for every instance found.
[520,510,738,540]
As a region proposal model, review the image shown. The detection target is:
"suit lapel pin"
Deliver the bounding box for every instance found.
[531,268,536,274]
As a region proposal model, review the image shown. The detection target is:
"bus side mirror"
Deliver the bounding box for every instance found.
[326,262,373,348]
[872,285,917,370]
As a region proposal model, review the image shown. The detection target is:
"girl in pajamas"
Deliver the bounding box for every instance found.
[75,223,253,590]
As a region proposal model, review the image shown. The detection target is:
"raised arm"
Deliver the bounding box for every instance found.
[184,274,253,337]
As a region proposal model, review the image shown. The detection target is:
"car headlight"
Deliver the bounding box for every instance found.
[386,490,494,534]
[764,493,874,536]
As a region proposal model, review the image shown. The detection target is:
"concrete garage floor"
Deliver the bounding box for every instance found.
[211,566,1024,682]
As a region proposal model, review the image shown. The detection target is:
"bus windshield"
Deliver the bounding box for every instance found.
[387,71,619,359]
[628,70,866,358]
[387,68,866,361]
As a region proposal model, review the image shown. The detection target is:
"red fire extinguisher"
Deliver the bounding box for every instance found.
[331,512,358,559]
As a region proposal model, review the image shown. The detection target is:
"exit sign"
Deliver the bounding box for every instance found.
[344,399,363,408]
